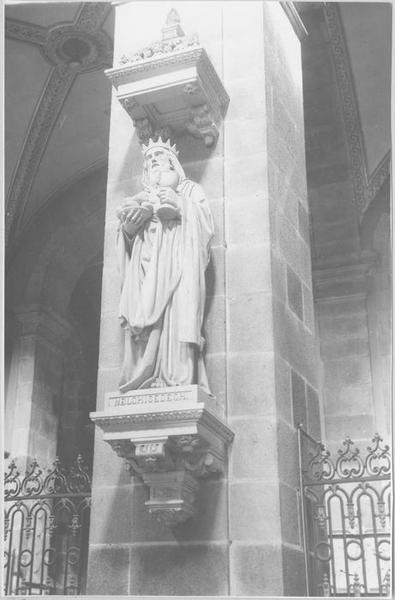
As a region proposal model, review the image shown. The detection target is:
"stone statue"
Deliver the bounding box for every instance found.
[116,138,214,394]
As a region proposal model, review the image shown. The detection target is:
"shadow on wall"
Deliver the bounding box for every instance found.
[4,165,108,465]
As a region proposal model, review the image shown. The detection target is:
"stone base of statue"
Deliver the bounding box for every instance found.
[90,385,234,526]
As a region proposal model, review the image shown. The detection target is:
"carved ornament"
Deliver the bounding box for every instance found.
[324,4,391,218]
[105,10,229,147]
[90,385,234,526]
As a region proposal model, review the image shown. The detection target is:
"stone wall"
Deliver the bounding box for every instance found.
[301,4,383,448]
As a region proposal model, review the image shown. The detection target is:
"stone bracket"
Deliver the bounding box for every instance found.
[105,10,229,147]
[90,385,234,526]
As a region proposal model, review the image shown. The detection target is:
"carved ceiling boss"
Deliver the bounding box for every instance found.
[116,138,214,394]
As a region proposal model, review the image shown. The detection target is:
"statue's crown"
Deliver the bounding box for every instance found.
[141,137,179,157]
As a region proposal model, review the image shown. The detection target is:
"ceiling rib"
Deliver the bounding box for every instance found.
[5,3,113,251]
[324,3,391,218]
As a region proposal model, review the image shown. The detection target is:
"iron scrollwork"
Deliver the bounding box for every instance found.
[4,455,91,596]
[299,429,391,597]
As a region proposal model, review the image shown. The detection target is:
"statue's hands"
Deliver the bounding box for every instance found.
[128,191,149,205]
[157,187,179,208]
[116,191,150,227]
[122,204,153,236]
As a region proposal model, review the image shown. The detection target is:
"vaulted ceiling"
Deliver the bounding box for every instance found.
[4,2,391,254]
[5,2,114,250]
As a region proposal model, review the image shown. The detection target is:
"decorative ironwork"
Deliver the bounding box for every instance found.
[4,455,91,596]
[298,428,391,596]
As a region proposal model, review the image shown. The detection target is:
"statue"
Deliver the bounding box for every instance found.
[116,138,214,394]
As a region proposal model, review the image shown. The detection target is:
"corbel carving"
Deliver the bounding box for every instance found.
[105,9,229,147]
[90,385,234,526]
[185,104,219,147]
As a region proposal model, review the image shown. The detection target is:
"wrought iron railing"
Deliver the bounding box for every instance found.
[4,455,91,595]
[298,428,391,596]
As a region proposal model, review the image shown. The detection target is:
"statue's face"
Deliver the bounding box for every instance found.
[145,149,173,183]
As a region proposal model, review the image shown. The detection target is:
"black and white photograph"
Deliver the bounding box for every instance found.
[3,0,392,596]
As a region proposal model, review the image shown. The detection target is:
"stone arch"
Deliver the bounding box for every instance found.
[5,165,107,463]
[6,166,107,317]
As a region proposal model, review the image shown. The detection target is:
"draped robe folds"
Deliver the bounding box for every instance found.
[116,179,214,393]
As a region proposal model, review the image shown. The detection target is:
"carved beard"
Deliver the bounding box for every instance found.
[147,165,180,190]
[142,151,186,191]
[149,168,162,186]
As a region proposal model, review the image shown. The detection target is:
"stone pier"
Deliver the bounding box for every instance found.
[87,2,321,595]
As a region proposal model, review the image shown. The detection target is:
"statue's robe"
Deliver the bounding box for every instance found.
[116,180,214,393]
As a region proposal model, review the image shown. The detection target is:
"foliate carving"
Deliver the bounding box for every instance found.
[129,34,198,65]
[185,104,219,147]
[154,126,172,143]
[106,12,228,149]
[90,385,234,525]
[132,117,173,145]
[113,6,199,68]
[121,97,139,114]
[324,4,391,219]
[5,18,48,45]
[74,2,111,33]
[6,66,76,246]
[324,4,367,214]
[107,440,133,459]
[183,82,200,95]
[132,117,153,143]
[366,151,391,209]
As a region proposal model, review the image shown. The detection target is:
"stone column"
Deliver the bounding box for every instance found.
[224,3,320,595]
[5,307,72,467]
[87,2,319,596]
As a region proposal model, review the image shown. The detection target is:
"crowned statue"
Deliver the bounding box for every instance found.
[116,138,214,394]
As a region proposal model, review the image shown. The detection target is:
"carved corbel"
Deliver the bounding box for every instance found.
[185,104,219,148]
[132,117,173,145]
[90,385,234,526]
[105,10,229,148]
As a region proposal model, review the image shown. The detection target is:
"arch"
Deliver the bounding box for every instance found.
[360,174,390,252]
[5,164,107,463]
[6,165,107,318]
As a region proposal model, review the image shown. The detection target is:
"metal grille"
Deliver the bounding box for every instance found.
[4,456,91,595]
[298,428,391,596]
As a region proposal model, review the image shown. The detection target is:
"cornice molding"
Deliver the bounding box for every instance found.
[6,66,77,247]
[324,4,391,218]
[5,3,113,250]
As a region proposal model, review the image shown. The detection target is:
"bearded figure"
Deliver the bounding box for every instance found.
[116,138,214,394]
